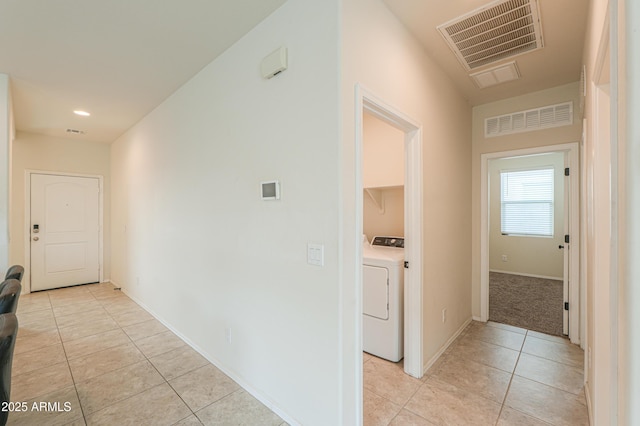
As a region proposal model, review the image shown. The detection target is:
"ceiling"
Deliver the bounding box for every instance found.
[1,0,589,144]
[382,0,590,105]
[0,0,287,143]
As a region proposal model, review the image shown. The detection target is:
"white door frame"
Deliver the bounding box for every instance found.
[24,170,104,294]
[589,6,617,421]
[355,85,424,378]
[480,143,581,343]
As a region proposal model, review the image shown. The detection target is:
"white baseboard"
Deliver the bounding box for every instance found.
[472,316,484,322]
[585,382,593,425]
[489,269,563,281]
[422,317,472,375]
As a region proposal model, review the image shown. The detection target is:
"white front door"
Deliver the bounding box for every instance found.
[30,174,100,291]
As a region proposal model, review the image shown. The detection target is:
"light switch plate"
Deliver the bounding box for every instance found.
[307,243,324,266]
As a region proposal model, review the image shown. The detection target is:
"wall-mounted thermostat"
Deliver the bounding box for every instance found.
[261,180,280,200]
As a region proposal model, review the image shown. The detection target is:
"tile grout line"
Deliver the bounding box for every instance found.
[390,379,430,426]
[513,331,586,396]
[363,321,586,425]
[56,295,90,426]
[117,305,244,424]
[58,288,125,425]
[96,287,207,425]
[12,285,154,425]
[60,286,159,424]
[364,355,434,426]
[18,292,87,421]
[140,337,201,425]
[39,290,87,425]
[81,289,167,421]
[494,329,528,426]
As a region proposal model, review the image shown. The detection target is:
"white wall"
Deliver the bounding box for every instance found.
[362,112,404,188]
[110,1,340,424]
[362,113,404,240]
[10,131,111,284]
[488,153,565,279]
[471,82,582,318]
[341,0,472,404]
[0,74,11,272]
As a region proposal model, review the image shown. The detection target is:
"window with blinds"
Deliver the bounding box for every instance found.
[500,167,554,236]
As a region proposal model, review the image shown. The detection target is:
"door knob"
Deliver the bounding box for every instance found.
[558,244,564,249]
[33,236,39,241]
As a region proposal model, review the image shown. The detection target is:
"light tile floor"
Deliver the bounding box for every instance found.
[10,283,590,426]
[9,282,286,426]
[364,321,589,425]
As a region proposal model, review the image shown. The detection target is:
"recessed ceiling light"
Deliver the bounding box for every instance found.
[73,110,90,117]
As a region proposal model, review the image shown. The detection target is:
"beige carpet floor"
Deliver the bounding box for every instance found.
[489,272,564,336]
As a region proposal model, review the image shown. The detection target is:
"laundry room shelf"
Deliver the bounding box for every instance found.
[364,185,403,214]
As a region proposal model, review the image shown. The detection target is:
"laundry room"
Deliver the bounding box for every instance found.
[362,112,405,240]
[362,110,406,363]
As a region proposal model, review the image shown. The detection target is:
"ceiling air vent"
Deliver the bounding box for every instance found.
[470,61,520,88]
[66,128,86,135]
[437,0,544,71]
[485,102,573,137]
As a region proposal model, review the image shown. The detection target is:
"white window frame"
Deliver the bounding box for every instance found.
[500,166,555,237]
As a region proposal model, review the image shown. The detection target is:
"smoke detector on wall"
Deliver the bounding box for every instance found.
[437,0,544,71]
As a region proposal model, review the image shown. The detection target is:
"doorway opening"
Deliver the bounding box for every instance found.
[487,152,567,336]
[355,86,423,378]
[480,143,580,343]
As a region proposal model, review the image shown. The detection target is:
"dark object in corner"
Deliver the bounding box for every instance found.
[0,313,18,426]
[0,281,21,315]
[4,266,24,283]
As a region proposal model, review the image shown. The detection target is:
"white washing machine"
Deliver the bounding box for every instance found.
[363,236,404,362]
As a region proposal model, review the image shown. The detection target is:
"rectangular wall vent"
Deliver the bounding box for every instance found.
[485,102,573,137]
[437,0,544,71]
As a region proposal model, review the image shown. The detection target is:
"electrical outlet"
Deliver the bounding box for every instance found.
[501,255,508,262]
[225,327,232,344]
[442,308,447,323]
